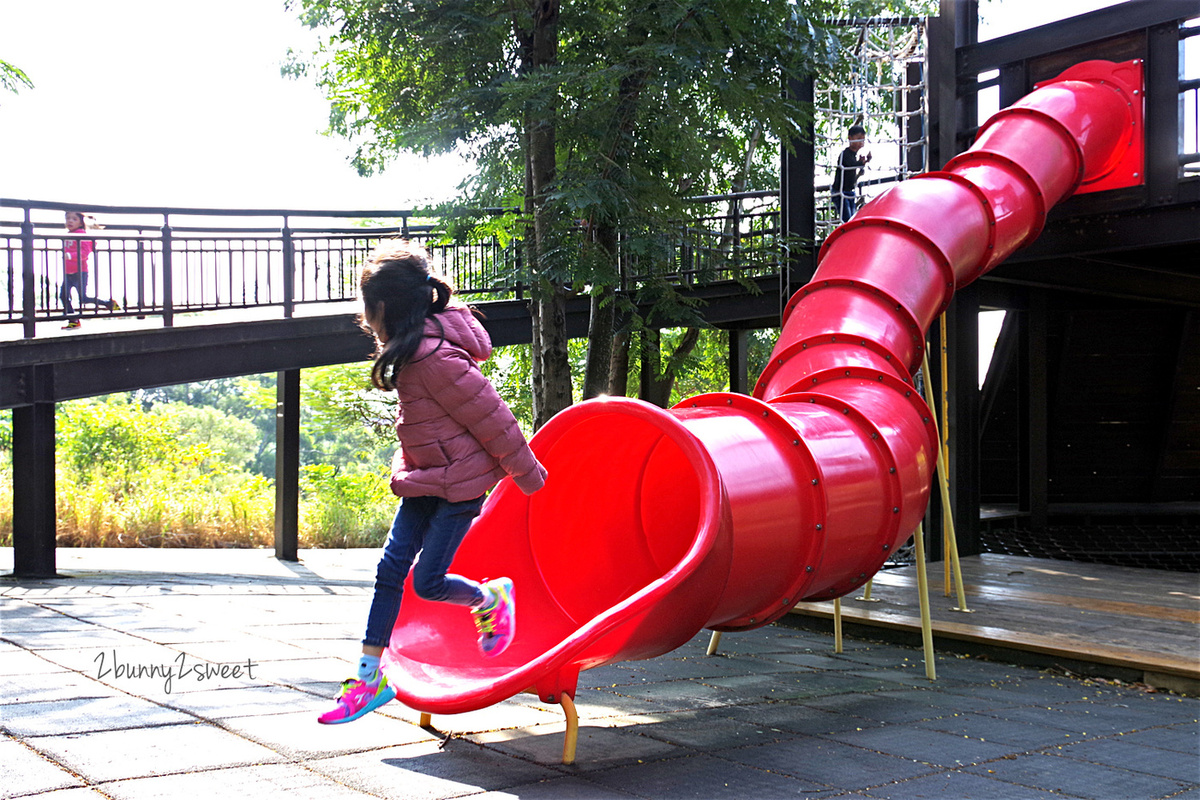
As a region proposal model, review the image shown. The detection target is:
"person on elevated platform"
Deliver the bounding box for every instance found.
[60,210,119,330]
[831,124,872,224]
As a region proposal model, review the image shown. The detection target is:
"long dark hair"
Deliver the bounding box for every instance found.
[359,241,452,391]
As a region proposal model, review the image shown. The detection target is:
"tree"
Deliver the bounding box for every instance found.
[286,0,852,419]
[0,59,33,97]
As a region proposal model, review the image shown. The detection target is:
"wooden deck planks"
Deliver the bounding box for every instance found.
[788,554,1200,681]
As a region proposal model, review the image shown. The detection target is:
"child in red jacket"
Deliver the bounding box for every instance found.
[320,241,547,725]
[61,211,118,330]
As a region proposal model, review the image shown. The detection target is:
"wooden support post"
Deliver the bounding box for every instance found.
[833,598,843,653]
[913,523,937,681]
[856,578,879,602]
[922,348,971,613]
[274,368,301,561]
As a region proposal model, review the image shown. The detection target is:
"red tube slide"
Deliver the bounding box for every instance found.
[384,60,1142,713]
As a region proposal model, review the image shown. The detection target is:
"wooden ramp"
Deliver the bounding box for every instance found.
[788,554,1200,693]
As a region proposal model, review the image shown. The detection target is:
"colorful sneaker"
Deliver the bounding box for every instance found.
[471,578,515,657]
[317,675,396,724]
[62,320,81,330]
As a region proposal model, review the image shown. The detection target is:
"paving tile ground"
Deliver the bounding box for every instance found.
[2,547,1197,799]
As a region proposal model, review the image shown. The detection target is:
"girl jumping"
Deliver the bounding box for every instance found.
[319,241,548,725]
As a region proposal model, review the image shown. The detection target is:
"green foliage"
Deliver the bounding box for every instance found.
[300,464,394,548]
[0,58,34,95]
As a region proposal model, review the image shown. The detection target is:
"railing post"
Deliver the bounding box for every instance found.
[282,215,295,318]
[136,236,147,315]
[21,206,35,339]
[161,215,174,327]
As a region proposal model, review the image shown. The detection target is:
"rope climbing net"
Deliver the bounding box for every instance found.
[814,18,929,241]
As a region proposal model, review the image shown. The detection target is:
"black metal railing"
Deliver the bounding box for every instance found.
[2,196,782,338]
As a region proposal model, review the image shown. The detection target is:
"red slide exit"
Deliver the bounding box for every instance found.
[383,60,1143,716]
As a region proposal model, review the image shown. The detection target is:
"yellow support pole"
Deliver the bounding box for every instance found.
[560,693,579,765]
[706,630,723,656]
[419,712,433,728]
[921,348,972,613]
[855,577,880,602]
[939,315,952,594]
[833,597,843,653]
[912,522,937,681]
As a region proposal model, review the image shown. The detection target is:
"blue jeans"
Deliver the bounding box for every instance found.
[60,271,110,318]
[362,494,486,648]
[833,193,857,223]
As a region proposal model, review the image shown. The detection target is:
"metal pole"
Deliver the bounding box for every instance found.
[282,216,295,318]
[274,368,301,561]
[161,214,174,327]
[11,366,56,577]
[21,206,35,339]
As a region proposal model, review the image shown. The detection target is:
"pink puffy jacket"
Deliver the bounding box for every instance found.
[389,303,547,502]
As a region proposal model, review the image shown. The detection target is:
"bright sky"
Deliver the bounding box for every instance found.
[0,0,470,210]
[0,0,1129,212]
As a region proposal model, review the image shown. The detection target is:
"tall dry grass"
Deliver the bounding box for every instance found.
[0,460,396,550]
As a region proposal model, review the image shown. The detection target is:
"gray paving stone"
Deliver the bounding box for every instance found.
[819,724,1021,767]
[996,699,1195,738]
[3,548,1195,800]
[1116,721,1200,756]
[962,751,1188,800]
[0,737,83,797]
[1,614,102,633]
[309,738,560,797]
[577,663,649,689]
[0,647,71,676]
[764,650,870,672]
[2,628,150,650]
[612,680,750,711]
[571,690,676,722]
[100,763,378,799]
[217,708,436,759]
[33,723,284,782]
[159,684,320,719]
[588,752,833,799]
[15,790,111,799]
[411,698,563,732]
[0,695,194,737]
[470,721,683,770]
[475,775,640,799]
[621,655,748,682]
[1056,736,1200,784]
[862,769,1053,800]
[718,735,939,791]
[913,710,1082,749]
[797,692,947,724]
[725,702,890,737]
[633,709,804,750]
[3,670,118,704]
[873,687,1019,715]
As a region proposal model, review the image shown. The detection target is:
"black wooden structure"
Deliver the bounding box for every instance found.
[3,0,1198,577]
